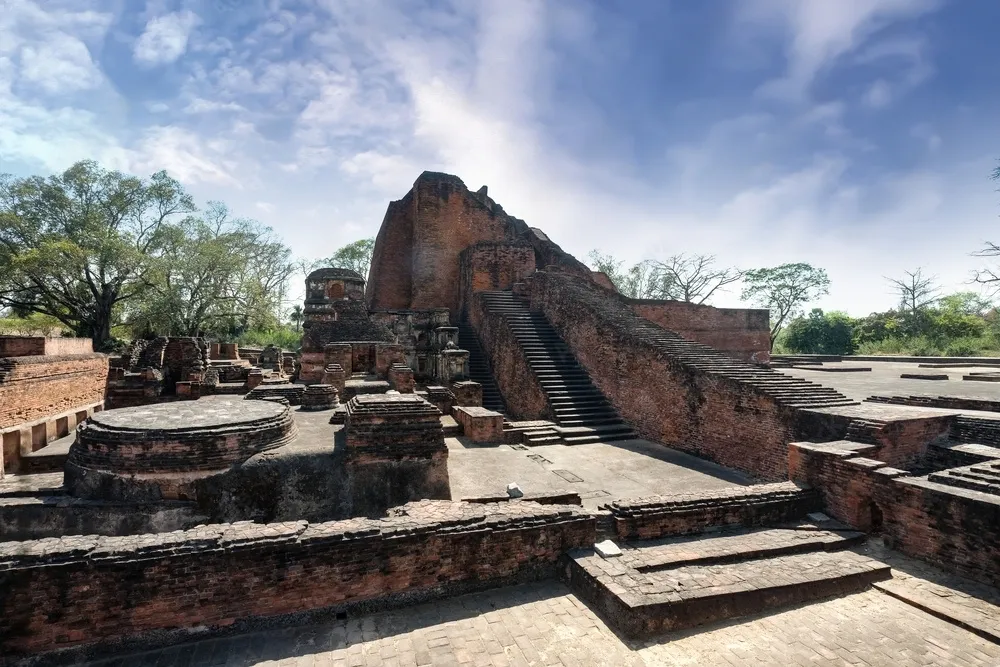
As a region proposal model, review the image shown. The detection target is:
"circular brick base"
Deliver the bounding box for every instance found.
[66,401,297,502]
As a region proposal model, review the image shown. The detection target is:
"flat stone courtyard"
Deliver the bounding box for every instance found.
[780,360,1000,403]
[84,548,1000,667]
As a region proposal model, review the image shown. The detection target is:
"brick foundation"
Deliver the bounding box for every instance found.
[608,482,821,540]
[788,441,1000,587]
[0,501,594,660]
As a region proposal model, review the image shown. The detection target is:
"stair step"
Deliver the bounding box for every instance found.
[566,530,889,639]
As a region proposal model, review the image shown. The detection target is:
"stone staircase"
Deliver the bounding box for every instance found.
[623,319,857,410]
[928,460,1000,496]
[480,291,635,444]
[567,486,890,638]
[456,321,506,414]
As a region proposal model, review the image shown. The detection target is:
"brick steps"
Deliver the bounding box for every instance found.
[566,526,889,639]
[456,321,506,414]
[928,461,1000,496]
[481,292,635,442]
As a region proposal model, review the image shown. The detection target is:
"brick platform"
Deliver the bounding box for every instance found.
[65,402,297,502]
[453,406,504,443]
[565,525,889,639]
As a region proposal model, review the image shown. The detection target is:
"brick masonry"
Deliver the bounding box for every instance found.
[607,482,821,539]
[0,350,108,474]
[0,500,595,660]
[523,271,806,479]
[631,301,770,362]
[788,440,1000,588]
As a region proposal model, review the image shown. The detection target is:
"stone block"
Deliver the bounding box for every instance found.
[453,406,504,443]
[451,380,483,407]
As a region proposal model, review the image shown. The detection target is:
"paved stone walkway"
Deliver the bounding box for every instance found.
[87,581,1000,667]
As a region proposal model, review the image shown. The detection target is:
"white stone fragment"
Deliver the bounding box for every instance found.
[506,482,523,498]
[807,512,831,523]
[595,540,622,558]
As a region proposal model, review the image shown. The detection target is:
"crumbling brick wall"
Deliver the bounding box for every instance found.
[1,354,108,471]
[0,501,594,659]
[631,301,770,361]
[788,441,1000,587]
[525,272,796,480]
[366,172,596,318]
[468,293,551,420]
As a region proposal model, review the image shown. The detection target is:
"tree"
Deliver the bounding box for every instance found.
[782,309,855,355]
[887,268,939,313]
[587,250,627,291]
[290,305,303,331]
[126,202,294,338]
[741,263,831,346]
[587,251,742,303]
[0,160,195,349]
[652,254,744,304]
[324,238,375,280]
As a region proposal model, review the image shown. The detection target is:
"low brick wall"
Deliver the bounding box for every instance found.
[788,441,1000,587]
[0,500,595,661]
[608,482,820,539]
[0,353,108,474]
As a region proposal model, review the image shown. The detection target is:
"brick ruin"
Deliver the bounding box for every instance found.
[0,336,107,476]
[3,170,1000,662]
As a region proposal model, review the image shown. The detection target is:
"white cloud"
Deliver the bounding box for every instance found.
[183,98,245,114]
[745,0,939,101]
[133,10,199,66]
[128,125,240,187]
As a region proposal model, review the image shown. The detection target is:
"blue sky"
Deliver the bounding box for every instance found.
[2,0,1000,315]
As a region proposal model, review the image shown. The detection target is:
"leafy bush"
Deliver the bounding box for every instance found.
[782,309,855,354]
[944,338,980,357]
[236,326,301,351]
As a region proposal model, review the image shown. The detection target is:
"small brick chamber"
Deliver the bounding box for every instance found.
[65,401,298,502]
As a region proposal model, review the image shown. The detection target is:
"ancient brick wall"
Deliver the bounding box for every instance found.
[459,242,536,319]
[524,272,796,480]
[609,482,820,539]
[468,294,551,421]
[0,336,93,357]
[0,501,594,658]
[0,354,108,472]
[631,301,770,361]
[367,172,596,318]
[788,441,1000,587]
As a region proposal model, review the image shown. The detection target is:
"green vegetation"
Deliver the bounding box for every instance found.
[778,292,1000,357]
[0,161,295,351]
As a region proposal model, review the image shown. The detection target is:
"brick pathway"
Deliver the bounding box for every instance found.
[86,582,1000,667]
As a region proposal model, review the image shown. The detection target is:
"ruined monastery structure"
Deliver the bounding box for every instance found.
[2,172,1000,665]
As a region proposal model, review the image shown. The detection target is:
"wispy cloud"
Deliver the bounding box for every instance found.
[133,10,199,66]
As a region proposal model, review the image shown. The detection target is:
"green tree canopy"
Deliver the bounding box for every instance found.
[741,263,831,346]
[0,160,195,349]
[125,201,294,339]
[782,309,855,355]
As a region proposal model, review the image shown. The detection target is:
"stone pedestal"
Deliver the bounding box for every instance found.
[336,394,450,517]
[301,384,339,411]
[453,406,504,443]
[321,363,347,395]
[425,386,454,415]
[437,349,469,384]
[451,380,483,407]
[388,364,415,393]
[247,368,264,390]
[375,343,407,377]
